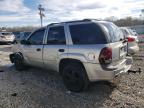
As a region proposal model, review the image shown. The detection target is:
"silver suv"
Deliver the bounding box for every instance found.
[10,19,133,92]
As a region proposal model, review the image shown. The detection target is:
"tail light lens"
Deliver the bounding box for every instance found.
[127,37,135,42]
[99,47,112,64]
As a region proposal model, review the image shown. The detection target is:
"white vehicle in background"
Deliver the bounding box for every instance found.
[0,32,15,44]
[130,29,138,36]
[129,29,144,43]
[120,27,139,55]
[138,34,144,43]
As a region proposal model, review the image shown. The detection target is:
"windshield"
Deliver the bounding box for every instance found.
[20,32,31,40]
[24,32,31,37]
[101,23,124,42]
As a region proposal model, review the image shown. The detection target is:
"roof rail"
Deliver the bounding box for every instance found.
[83,19,92,21]
[48,19,102,26]
[83,18,102,21]
[64,19,93,23]
[49,23,61,26]
[64,19,102,23]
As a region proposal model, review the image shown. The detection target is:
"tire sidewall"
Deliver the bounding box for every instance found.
[14,55,25,71]
[62,62,89,92]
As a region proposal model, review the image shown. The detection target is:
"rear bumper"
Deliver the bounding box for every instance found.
[84,56,133,81]
[113,56,132,76]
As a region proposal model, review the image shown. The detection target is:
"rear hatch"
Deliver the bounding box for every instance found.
[100,22,127,65]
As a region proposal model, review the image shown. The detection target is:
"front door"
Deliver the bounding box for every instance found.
[22,28,46,67]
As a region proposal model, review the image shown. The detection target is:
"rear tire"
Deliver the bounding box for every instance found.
[62,62,89,92]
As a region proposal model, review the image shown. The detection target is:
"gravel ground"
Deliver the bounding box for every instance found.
[0,44,144,108]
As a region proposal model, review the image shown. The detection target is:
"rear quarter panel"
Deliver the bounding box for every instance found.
[68,44,109,64]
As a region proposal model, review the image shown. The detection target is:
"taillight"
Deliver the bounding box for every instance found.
[127,37,135,42]
[99,47,112,64]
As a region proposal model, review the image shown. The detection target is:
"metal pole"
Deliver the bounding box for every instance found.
[41,16,43,27]
[38,4,45,27]
[40,10,42,27]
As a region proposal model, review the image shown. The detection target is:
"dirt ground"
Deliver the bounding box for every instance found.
[0,44,144,108]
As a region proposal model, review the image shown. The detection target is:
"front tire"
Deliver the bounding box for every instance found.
[13,54,25,71]
[62,62,89,92]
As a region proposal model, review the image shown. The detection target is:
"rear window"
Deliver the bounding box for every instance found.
[101,23,124,42]
[69,23,107,44]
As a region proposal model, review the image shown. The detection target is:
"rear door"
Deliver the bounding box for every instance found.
[43,25,68,71]
[101,23,127,64]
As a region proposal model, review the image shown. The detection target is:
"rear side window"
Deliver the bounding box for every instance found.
[47,26,66,45]
[69,23,107,44]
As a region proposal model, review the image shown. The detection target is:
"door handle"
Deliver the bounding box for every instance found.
[58,49,65,52]
[36,48,41,51]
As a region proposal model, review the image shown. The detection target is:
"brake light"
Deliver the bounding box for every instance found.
[99,47,112,64]
[127,37,135,42]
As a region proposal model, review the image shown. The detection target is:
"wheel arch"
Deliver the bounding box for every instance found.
[9,52,24,63]
[59,58,86,75]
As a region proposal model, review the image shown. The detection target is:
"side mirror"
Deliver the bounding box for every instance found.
[20,40,31,45]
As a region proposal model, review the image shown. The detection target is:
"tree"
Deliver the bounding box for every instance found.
[114,17,143,27]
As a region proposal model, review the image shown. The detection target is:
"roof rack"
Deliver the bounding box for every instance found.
[49,23,61,26]
[48,19,102,26]
[83,18,102,21]
[64,19,92,23]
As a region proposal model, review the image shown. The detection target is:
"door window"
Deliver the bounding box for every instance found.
[28,28,45,45]
[47,26,66,45]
